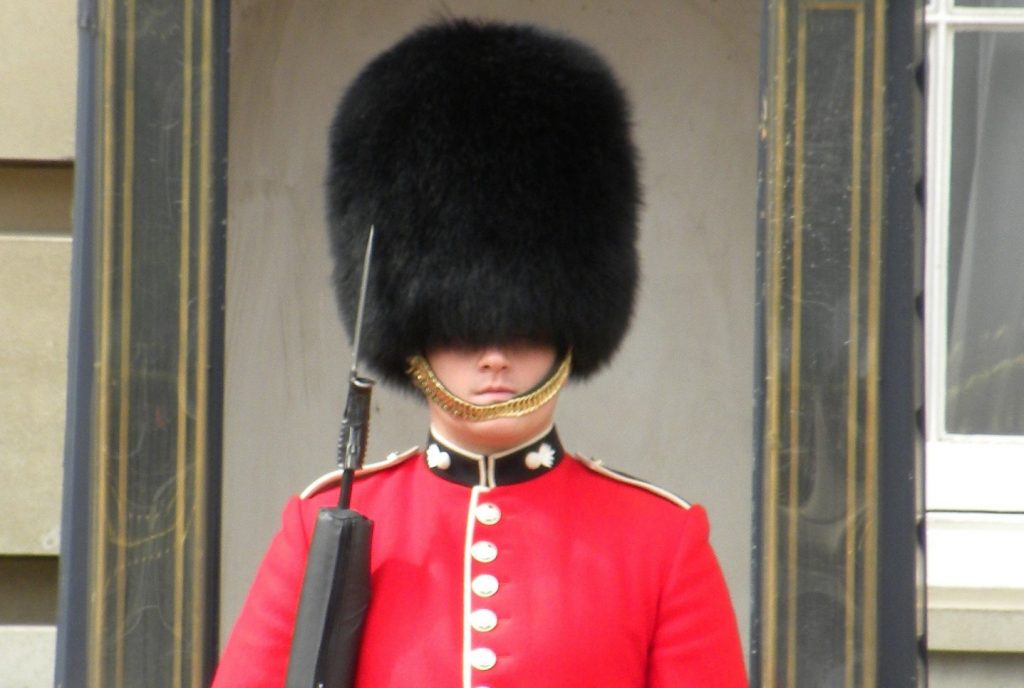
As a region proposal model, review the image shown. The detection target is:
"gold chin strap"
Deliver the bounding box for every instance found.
[406,352,572,422]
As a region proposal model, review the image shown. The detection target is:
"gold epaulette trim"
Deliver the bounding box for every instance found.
[300,446,420,499]
[573,455,691,509]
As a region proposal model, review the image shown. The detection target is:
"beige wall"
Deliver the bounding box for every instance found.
[0,165,73,557]
[223,0,762,656]
[0,229,70,555]
[930,652,1024,688]
[0,163,72,683]
[0,1,77,161]
[0,8,76,685]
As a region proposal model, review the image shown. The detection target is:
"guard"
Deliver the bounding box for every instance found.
[213,18,747,687]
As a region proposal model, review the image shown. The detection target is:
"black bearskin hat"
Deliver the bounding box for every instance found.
[327,18,640,387]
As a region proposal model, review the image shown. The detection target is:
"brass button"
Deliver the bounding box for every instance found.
[470,608,498,632]
[471,574,499,598]
[470,647,497,671]
[471,541,498,563]
[475,502,501,525]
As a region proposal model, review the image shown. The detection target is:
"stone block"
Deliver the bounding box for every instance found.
[0,236,70,554]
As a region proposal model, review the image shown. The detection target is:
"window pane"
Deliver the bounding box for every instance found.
[946,31,1024,435]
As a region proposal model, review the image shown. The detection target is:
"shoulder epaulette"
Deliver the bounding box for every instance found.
[300,446,419,499]
[573,455,691,509]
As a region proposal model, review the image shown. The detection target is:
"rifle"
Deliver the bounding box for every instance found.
[285,228,376,688]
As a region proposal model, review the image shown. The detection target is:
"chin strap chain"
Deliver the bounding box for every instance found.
[406,352,572,422]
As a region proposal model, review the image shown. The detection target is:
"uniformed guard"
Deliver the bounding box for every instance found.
[214,18,747,687]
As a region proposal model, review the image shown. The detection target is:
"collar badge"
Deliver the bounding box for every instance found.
[525,443,556,470]
[426,443,452,470]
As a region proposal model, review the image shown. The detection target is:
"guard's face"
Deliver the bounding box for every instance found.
[425,344,560,453]
[427,344,556,404]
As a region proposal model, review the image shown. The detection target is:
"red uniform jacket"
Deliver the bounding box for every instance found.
[214,429,747,687]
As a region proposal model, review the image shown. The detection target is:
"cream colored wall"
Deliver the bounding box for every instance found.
[0,165,74,558]
[0,228,70,555]
[0,1,77,161]
[223,0,761,656]
[0,163,72,682]
[0,8,76,685]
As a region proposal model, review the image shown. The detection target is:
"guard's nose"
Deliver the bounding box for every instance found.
[477,347,510,372]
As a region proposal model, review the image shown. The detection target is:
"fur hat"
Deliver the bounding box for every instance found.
[327,18,640,387]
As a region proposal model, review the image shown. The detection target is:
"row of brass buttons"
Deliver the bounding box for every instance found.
[470,501,502,677]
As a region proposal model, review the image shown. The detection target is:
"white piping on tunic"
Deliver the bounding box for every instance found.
[574,455,692,509]
[462,485,487,688]
[478,458,488,489]
[298,446,419,499]
[486,459,497,489]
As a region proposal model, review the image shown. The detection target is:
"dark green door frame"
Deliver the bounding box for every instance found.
[56,1,228,686]
[751,1,925,685]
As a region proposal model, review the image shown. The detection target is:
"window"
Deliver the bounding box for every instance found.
[925,0,1024,653]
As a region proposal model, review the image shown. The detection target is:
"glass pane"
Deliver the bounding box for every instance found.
[946,31,1024,435]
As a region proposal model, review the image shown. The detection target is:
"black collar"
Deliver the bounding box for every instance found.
[424,426,564,488]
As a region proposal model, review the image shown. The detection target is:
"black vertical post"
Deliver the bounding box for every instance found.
[751,1,925,685]
[54,1,101,683]
[55,1,229,686]
[877,0,926,682]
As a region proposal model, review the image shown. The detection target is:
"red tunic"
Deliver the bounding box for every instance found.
[214,435,747,687]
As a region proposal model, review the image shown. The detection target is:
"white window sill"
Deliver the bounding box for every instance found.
[926,439,1024,512]
[927,512,1024,652]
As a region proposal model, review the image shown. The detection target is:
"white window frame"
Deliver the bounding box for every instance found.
[924,0,1024,653]
[924,0,1024,514]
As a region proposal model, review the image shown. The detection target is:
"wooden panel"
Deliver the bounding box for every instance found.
[753,1,924,685]
[56,1,228,686]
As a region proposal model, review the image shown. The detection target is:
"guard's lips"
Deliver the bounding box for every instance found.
[473,385,517,402]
